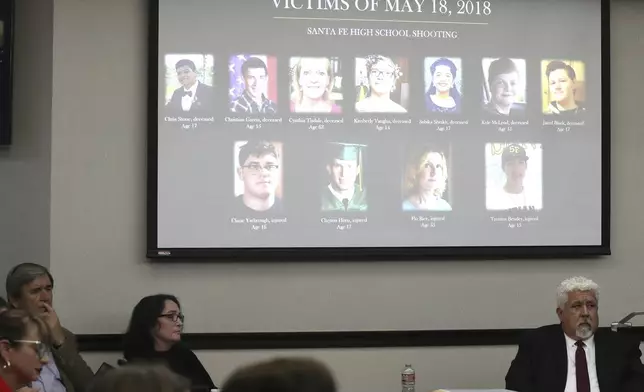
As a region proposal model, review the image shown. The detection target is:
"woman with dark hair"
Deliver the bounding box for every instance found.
[0,310,48,392]
[87,364,189,392]
[122,294,215,391]
[0,298,7,313]
[425,58,461,113]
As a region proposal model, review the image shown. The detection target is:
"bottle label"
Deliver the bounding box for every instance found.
[402,373,415,384]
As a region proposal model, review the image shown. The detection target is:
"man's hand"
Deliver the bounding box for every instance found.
[41,303,65,346]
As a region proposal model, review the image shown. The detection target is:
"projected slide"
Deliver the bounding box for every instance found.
[151,0,606,255]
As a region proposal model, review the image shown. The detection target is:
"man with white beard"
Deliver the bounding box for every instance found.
[505,276,644,392]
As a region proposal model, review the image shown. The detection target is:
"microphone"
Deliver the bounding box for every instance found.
[342,198,349,211]
[610,311,644,331]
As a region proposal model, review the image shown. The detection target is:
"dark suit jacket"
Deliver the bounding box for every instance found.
[505,324,644,392]
[166,82,214,115]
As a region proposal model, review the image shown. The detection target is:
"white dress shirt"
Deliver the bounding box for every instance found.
[31,349,67,392]
[563,333,600,392]
[328,183,354,206]
[181,81,199,112]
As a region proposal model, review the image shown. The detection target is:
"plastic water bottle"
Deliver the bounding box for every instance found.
[401,364,415,392]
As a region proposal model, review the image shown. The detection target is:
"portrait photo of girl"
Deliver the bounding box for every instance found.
[424,57,463,114]
[355,55,409,113]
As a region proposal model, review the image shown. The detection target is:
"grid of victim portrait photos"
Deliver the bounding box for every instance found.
[161,53,588,215]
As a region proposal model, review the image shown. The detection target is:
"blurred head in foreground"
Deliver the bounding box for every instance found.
[86,363,189,392]
[222,357,336,392]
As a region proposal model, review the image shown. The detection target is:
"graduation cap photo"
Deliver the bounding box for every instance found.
[321,142,368,212]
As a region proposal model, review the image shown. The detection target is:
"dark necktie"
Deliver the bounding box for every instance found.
[575,340,590,392]
[183,91,193,97]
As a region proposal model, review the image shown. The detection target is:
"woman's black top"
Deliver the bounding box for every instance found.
[126,344,216,390]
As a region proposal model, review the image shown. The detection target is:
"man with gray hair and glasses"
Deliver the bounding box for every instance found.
[506,276,644,392]
[6,263,93,392]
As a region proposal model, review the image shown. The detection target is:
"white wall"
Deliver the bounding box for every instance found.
[2,0,643,391]
[0,0,52,283]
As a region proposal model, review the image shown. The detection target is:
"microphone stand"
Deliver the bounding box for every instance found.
[610,311,644,332]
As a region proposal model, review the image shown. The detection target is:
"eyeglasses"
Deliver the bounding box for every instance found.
[370,69,394,78]
[159,313,184,323]
[242,163,279,173]
[13,340,47,359]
